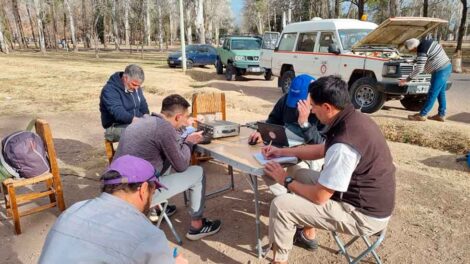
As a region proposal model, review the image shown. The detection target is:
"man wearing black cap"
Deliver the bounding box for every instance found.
[39,155,188,264]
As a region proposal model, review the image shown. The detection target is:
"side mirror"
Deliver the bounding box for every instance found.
[328,43,340,55]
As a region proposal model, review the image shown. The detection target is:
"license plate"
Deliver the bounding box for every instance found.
[170,60,174,64]
[409,85,429,94]
[248,67,261,73]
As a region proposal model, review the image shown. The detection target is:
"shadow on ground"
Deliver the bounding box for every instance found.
[447,112,470,124]
[421,154,470,172]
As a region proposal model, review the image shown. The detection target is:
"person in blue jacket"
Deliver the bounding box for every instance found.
[100,64,150,142]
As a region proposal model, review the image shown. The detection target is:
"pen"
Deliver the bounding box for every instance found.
[173,247,178,258]
[268,140,272,151]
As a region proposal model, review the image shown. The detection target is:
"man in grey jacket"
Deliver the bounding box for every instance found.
[114,94,222,240]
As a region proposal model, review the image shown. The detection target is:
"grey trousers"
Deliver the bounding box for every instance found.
[104,124,128,142]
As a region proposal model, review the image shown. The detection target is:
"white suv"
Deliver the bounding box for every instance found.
[260,17,452,113]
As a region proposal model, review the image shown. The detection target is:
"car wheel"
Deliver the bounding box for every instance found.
[350,77,385,113]
[264,69,273,81]
[186,60,193,69]
[400,95,427,111]
[225,63,234,81]
[279,70,295,93]
[215,58,223,74]
[169,65,176,68]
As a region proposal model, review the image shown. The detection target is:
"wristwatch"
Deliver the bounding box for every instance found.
[301,121,310,129]
[284,176,294,189]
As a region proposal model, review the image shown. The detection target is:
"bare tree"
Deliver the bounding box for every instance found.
[143,0,150,45]
[11,0,27,48]
[112,0,120,50]
[50,0,59,50]
[64,0,78,51]
[453,0,467,73]
[423,0,429,17]
[194,0,205,43]
[124,0,130,45]
[32,0,45,53]
[185,1,193,44]
[155,0,163,50]
[389,0,399,17]
[25,1,38,48]
[334,0,340,18]
[0,12,9,53]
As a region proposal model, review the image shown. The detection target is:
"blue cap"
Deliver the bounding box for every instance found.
[286,74,316,108]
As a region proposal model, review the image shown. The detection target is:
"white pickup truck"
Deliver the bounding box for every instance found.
[260,17,452,113]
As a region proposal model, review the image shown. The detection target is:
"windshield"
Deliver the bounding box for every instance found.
[231,39,261,50]
[338,29,373,50]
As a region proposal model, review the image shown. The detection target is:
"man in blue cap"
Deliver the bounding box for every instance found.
[39,155,188,264]
[249,74,324,146]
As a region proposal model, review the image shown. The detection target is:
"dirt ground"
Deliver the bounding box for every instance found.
[0,52,469,264]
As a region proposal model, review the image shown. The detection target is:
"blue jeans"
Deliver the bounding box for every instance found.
[420,63,452,117]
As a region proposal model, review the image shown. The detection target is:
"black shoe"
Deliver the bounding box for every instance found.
[294,228,318,251]
[185,218,222,240]
[149,205,177,222]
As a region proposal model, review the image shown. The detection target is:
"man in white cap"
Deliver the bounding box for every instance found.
[400,37,452,122]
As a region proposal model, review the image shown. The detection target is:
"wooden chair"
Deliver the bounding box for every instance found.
[1,119,66,235]
[104,139,116,164]
[191,92,234,198]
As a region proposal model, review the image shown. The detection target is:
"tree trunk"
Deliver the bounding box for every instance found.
[25,1,38,48]
[215,22,219,46]
[32,0,45,54]
[389,0,399,17]
[282,11,286,29]
[357,0,365,20]
[11,0,27,48]
[112,0,120,50]
[64,0,78,52]
[256,11,263,35]
[50,0,58,50]
[195,0,205,44]
[124,0,130,46]
[287,1,292,24]
[157,2,163,51]
[143,0,150,46]
[169,6,174,46]
[186,6,192,44]
[453,0,467,73]
[0,16,9,53]
[423,0,428,17]
[335,0,340,18]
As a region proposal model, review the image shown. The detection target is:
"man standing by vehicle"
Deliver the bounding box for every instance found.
[100,64,150,142]
[400,38,452,122]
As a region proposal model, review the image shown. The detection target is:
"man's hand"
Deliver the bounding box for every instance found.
[398,79,407,86]
[248,131,262,144]
[185,131,204,144]
[261,145,281,159]
[263,161,287,185]
[175,254,189,264]
[297,99,311,125]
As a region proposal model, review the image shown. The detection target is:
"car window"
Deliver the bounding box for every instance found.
[207,46,217,54]
[223,39,230,49]
[231,39,261,50]
[277,33,297,51]
[198,46,208,53]
[318,32,338,53]
[262,33,279,50]
[296,32,317,52]
[338,29,372,50]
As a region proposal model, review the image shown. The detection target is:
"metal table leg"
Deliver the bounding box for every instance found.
[250,174,262,259]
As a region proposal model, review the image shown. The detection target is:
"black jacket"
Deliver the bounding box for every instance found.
[266,94,325,144]
[99,72,150,129]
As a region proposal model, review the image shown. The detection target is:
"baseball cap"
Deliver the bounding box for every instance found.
[103,155,167,190]
[286,74,316,108]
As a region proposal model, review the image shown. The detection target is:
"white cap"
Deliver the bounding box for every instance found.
[404,38,420,50]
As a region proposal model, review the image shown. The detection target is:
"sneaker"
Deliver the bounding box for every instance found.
[293,228,318,251]
[428,114,445,122]
[149,205,177,222]
[185,218,222,240]
[407,113,426,121]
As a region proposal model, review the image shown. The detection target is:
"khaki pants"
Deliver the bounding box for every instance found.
[269,169,389,262]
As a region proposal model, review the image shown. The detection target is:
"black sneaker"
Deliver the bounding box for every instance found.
[294,228,318,251]
[185,218,222,240]
[149,205,177,223]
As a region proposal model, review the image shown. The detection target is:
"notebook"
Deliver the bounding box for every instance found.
[253,152,298,166]
[257,122,303,148]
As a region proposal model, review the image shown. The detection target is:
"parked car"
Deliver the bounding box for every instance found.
[215,36,269,81]
[167,44,217,68]
[259,17,452,113]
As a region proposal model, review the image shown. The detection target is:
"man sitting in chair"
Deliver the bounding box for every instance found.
[262,76,395,263]
[114,94,222,240]
[99,64,150,142]
[40,155,188,264]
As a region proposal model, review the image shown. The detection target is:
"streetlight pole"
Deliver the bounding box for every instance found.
[179,0,187,72]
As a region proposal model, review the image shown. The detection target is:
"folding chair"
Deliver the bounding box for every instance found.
[155,200,183,245]
[190,92,234,200]
[1,119,66,234]
[332,228,387,264]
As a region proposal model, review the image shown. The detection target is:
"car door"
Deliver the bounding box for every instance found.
[260,32,280,70]
[207,46,217,65]
[293,32,318,77]
[312,31,341,77]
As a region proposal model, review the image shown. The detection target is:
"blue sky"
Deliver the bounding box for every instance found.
[231,0,243,26]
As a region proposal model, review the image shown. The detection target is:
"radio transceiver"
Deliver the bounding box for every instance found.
[197,120,240,139]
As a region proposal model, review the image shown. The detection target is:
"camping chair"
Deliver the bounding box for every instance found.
[331,228,387,264]
[1,119,66,235]
[190,92,235,200]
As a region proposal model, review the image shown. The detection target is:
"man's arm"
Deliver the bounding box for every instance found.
[266,96,286,125]
[263,143,325,161]
[159,123,192,172]
[101,88,134,124]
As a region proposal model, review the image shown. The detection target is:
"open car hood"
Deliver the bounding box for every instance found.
[352,17,448,49]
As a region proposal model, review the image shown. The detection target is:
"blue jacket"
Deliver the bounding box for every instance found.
[99,72,150,128]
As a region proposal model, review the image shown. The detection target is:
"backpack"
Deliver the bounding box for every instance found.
[0,131,50,179]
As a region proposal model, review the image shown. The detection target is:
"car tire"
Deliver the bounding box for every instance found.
[186,60,193,69]
[225,63,234,81]
[350,77,385,113]
[400,95,427,111]
[279,70,295,93]
[215,58,223,74]
[169,65,176,68]
[264,69,273,81]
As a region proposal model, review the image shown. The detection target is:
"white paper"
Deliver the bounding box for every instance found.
[253,152,298,165]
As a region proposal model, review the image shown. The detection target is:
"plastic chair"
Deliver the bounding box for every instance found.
[1,119,66,234]
[332,228,387,264]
